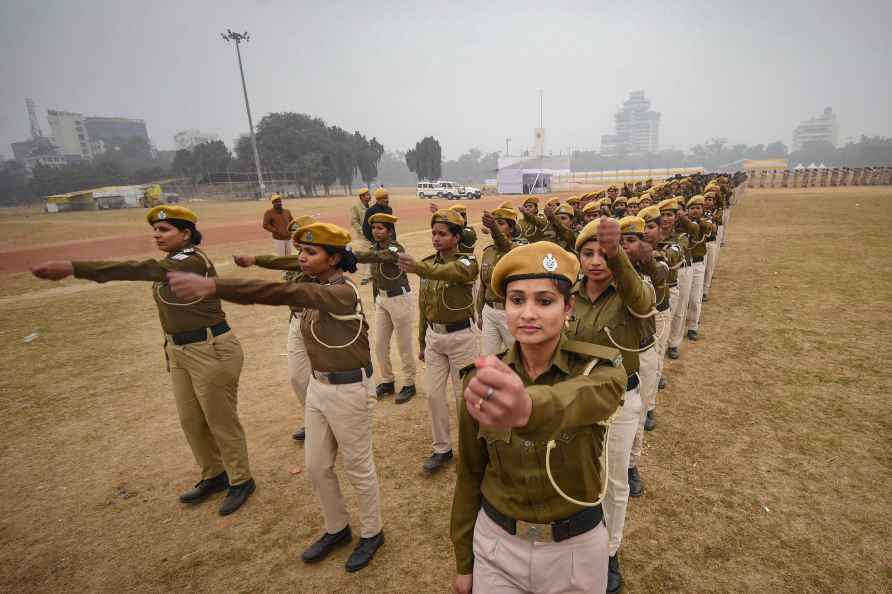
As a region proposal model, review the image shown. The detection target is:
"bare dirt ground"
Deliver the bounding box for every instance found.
[1,187,889,592]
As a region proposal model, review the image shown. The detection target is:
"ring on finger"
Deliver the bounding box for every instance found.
[483,386,495,401]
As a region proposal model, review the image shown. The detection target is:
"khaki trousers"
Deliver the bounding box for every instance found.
[425,326,479,454]
[166,331,251,485]
[652,306,672,411]
[704,241,719,294]
[686,260,706,332]
[472,508,608,594]
[273,239,292,256]
[287,313,311,406]
[604,385,641,556]
[669,266,693,349]
[351,238,372,281]
[305,373,382,538]
[631,348,658,468]
[373,291,416,385]
[481,304,514,356]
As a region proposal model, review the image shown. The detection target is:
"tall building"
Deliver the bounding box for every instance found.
[174,129,219,150]
[792,107,839,151]
[85,117,149,146]
[47,109,93,159]
[600,91,661,156]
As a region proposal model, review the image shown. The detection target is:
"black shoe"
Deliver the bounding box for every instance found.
[345,531,385,573]
[423,450,454,473]
[608,554,623,594]
[375,382,395,399]
[292,426,306,441]
[179,471,229,504]
[701,293,709,303]
[644,409,656,432]
[667,346,680,360]
[687,329,699,341]
[628,466,644,498]
[219,478,256,516]
[302,526,353,564]
[658,376,667,390]
[395,384,416,404]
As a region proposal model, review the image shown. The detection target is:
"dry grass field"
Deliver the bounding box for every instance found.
[0,186,890,592]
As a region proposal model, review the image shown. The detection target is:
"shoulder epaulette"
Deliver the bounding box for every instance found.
[562,340,623,368]
[421,253,438,262]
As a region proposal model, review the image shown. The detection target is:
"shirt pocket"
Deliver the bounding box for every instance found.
[478,427,511,480]
[549,426,600,497]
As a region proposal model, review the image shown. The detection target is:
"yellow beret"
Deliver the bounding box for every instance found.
[545,197,560,208]
[492,207,517,222]
[619,215,645,235]
[566,195,580,205]
[596,197,612,208]
[640,192,653,201]
[523,195,539,205]
[582,201,601,214]
[687,195,705,207]
[449,204,468,213]
[658,198,679,211]
[612,195,628,205]
[607,185,618,191]
[638,205,661,223]
[499,200,513,209]
[490,242,579,298]
[368,213,398,225]
[147,205,197,225]
[431,209,464,227]
[575,219,600,250]
[294,222,351,247]
[288,215,316,235]
[627,196,641,206]
[270,193,282,203]
[555,204,575,217]
[358,187,370,197]
[373,188,389,200]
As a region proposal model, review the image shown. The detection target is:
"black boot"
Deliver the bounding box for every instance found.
[219,478,256,516]
[644,409,656,431]
[628,466,644,498]
[302,526,352,564]
[345,531,385,572]
[422,450,453,473]
[701,293,709,303]
[376,382,395,399]
[292,426,306,441]
[607,553,623,594]
[395,384,416,404]
[658,376,667,390]
[667,346,680,360]
[179,471,229,504]
[687,329,699,341]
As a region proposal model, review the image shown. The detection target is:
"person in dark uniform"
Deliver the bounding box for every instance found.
[450,242,626,594]
[31,205,255,516]
[169,222,384,573]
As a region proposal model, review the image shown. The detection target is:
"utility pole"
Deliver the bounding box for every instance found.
[505,137,511,156]
[222,29,265,198]
[539,89,543,128]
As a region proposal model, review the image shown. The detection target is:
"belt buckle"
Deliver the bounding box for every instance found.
[313,371,332,385]
[431,322,447,333]
[515,520,554,543]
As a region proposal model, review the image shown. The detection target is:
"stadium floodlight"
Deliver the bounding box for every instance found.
[222,29,265,197]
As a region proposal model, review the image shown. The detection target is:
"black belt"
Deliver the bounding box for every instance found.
[482,498,602,543]
[379,286,410,298]
[313,364,373,385]
[667,282,678,288]
[428,319,472,333]
[639,336,654,349]
[170,321,230,346]
[656,299,671,312]
[692,255,705,263]
[627,373,639,391]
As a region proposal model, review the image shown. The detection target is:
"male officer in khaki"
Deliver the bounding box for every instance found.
[350,188,372,284]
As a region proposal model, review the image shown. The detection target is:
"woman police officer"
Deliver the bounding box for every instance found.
[169,222,385,573]
[397,209,480,473]
[30,205,255,516]
[450,242,626,594]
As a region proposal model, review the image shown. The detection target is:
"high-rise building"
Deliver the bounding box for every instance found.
[174,129,219,151]
[47,109,93,159]
[792,107,839,151]
[85,117,149,147]
[600,91,661,156]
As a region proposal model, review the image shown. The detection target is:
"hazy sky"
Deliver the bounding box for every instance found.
[2,0,890,160]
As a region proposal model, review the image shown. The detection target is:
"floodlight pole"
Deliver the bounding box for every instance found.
[222,29,265,198]
[505,137,511,157]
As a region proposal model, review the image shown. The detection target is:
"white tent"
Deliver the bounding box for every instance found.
[794,163,805,169]
[807,162,818,169]
[818,163,827,169]
[496,155,570,194]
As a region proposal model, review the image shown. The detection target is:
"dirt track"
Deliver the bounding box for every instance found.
[1,187,890,592]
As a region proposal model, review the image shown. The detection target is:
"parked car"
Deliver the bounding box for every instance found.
[416,180,482,200]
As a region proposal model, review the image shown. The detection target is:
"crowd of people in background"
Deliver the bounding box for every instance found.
[31,171,746,593]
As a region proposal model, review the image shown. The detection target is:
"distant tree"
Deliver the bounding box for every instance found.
[171,140,231,181]
[406,136,442,181]
[0,160,32,205]
[764,141,788,157]
[377,150,416,186]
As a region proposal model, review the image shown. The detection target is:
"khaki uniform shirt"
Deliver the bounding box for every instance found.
[253,254,307,313]
[475,226,526,316]
[545,212,577,253]
[349,202,368,238]
[637,258,669,332]
[678,216,715,259]
[518,210,548,243]
[262,208,294,240]
[450,336,627,574]
[73,248,226,334]
[215,276,370,372]
[353,240,411,296]
[566,248,654,376]
[416,251,479,349]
